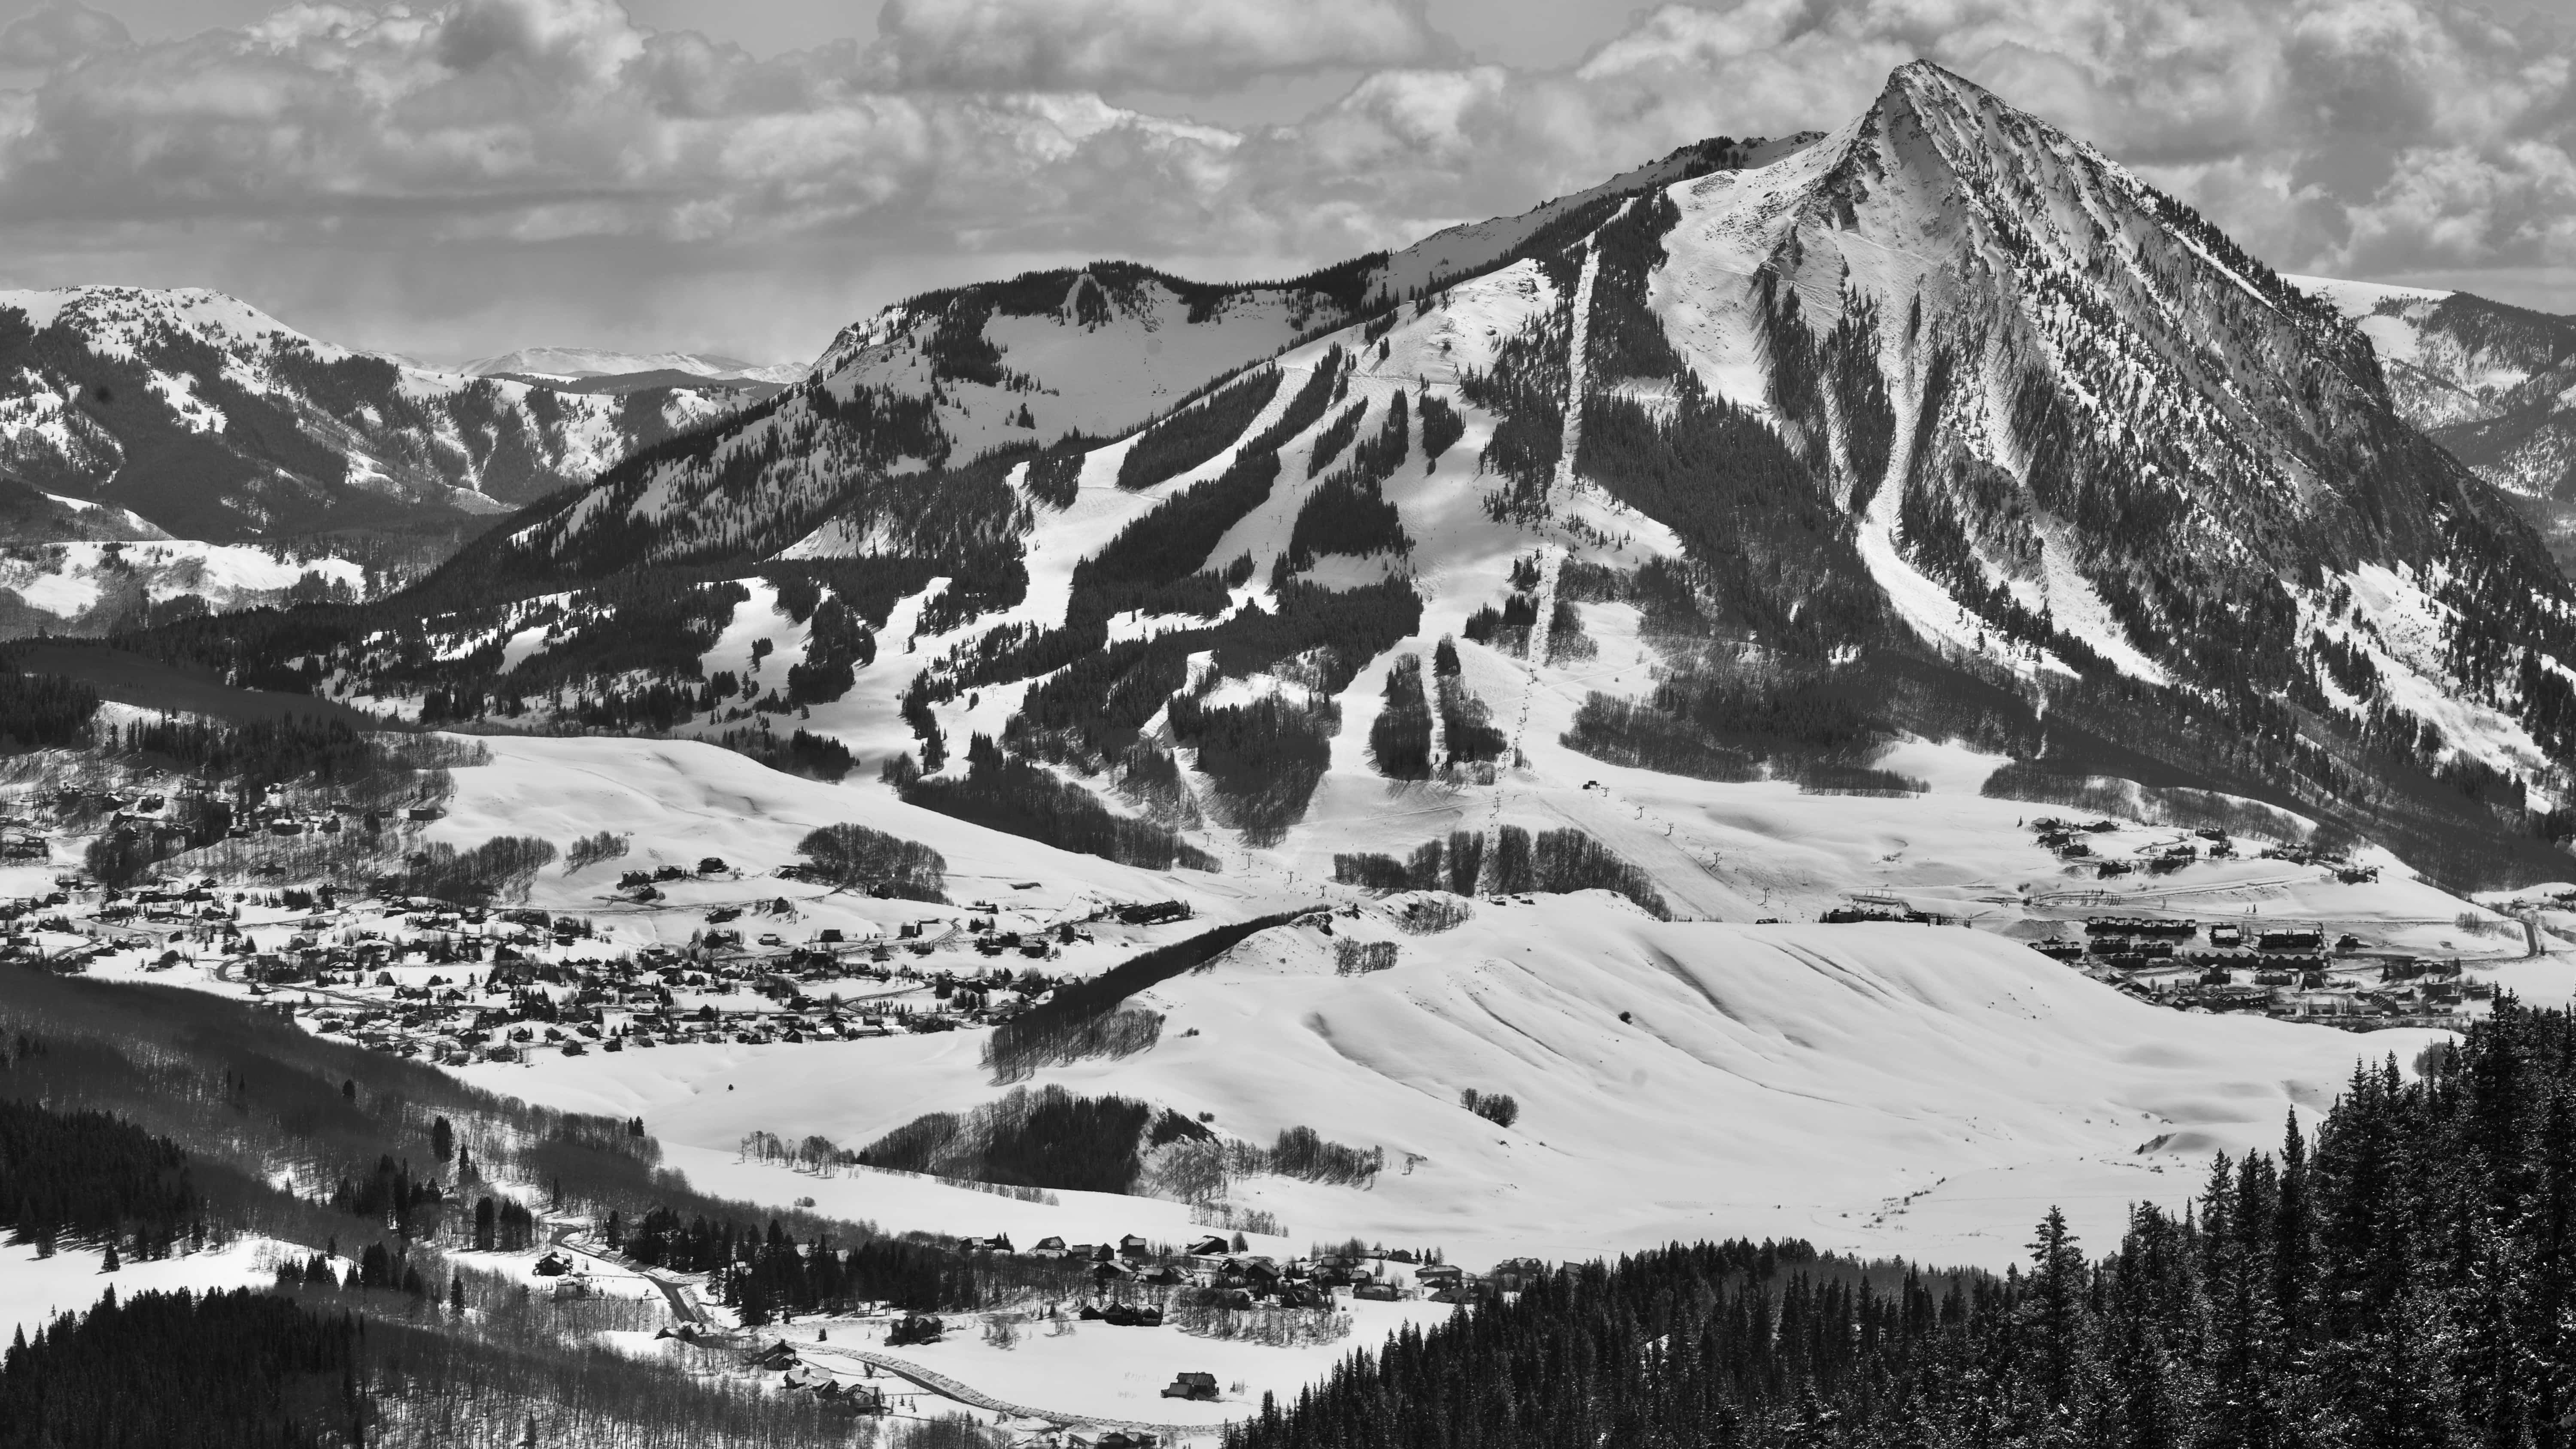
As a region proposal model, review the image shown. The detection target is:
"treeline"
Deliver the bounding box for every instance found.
[1460,308,1567,520]
[109,713,436,793]
[900,735,1218,875]
[1575,375,1884,651]
[1435,639,1505,764]
[1070,448,1277,625]
[1281,390,1413,575]
[1117,366,1283,490]
[101,553,934,740]
[1560,656,1926,799]
[1168,693,1334,845]
[783,594,874,705]
[854,1084,1210,1196]
[0,1095,196,1255]
[1332,826,1666,917]
[383,835,557,905]
[0,1288,360,1448]
[1335,831,1484,897]
[0,1282,864,1448]
[0,966,899,1275]
[1367,645,1501,781]
[958,579,1419,855]
[793,821,947,901]
[1230,1000,2576,1449]
[0,668,99,750]
[986,911,1304,1081]
[622,1209,1090,1321]
[1368,656,1433,779]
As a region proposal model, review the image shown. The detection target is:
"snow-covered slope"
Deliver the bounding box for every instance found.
[1623,63,2552,694]
[464,880,2449,1270]
[0,287,741,541]
[441,135,1814,584]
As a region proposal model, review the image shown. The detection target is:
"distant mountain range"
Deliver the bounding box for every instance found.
[0,289,753,547]
[2293,276,2576,571]
[463,347,807,387]
[104,64,2576,889]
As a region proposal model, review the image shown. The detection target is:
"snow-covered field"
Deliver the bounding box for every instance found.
[460,883,2451,1272]
[0,1236,282,1344]
[0,540,370,629]
[785,1294,1451,1430]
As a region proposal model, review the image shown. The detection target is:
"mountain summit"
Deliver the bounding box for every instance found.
[1641,59,2521,689]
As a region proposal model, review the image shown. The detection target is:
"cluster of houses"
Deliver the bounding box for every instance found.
[2031,914,2486,1027]
[15,781,448,863]
[2023,817,2250,879]
[0,872,1079,1065]
[975,1232,1485,1310]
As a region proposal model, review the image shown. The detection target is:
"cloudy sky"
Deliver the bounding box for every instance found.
[0,0,2568,367]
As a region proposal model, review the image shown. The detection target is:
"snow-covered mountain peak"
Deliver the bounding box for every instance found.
[343,64,2576,890]
[464,347,807,386]
[0,284,343,363]
[0,283,749,543]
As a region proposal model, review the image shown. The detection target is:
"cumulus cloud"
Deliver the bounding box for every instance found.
[0,0,127,70]
[0,0,2564,358]
[875,0,1455,92]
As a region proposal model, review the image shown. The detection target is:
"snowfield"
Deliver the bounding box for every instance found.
[462,880,2447,1272]
[0,1235,284,1346]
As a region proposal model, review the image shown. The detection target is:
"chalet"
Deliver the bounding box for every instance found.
[1161,1372,1220,1401]
[2257,927,2325,951]
[1185,1235,1231,1258]
[1030,1236,1068,1257]
[1118,1233,1151,1261]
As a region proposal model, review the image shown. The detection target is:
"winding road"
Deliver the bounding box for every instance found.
[549,1226,711,1327]
[550,1229,1207,1437]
